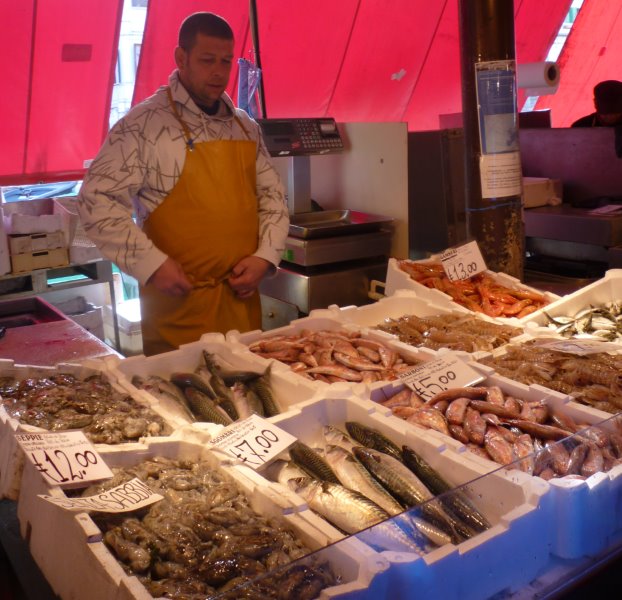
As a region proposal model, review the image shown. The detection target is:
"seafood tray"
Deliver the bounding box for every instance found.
[523,268,622,342]
[321,289,531,358]
[384,257,559,324]
[263,389,551,600]
[372,364,622,560]
[17,434,390,600]
[227,314,439,391]
[105,332,320,425]
[0,359,180,501]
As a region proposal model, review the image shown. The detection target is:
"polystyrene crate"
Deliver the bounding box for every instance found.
[17,435,389,600]
[373,363,622,561]
[384,257,560,324]
[265,390,552,600]
[104,332,320,423]
[227,314,439,394]
[523,268,622,335]
[0,359,181,501]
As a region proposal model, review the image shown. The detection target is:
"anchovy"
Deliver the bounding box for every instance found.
[288,477,424,554]
[345,421,403,462]
[289,441,341,484]
[401,445,490,533]
[183,387,233,426]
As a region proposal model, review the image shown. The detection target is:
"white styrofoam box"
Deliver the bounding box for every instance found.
[105,333,319,422]
[523,268,622,332]
[373,364,622,561]
[522,176,562,208]
[17,435,387,600]
[267,391,552,599]
[384,257,560,324]
[227,313,439,395]
[0,359,181,501]
[8,230,65,254]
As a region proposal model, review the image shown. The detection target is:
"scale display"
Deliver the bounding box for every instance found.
[258,118,344,156]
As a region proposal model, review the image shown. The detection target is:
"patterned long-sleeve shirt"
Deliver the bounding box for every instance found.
[77,70,289,285]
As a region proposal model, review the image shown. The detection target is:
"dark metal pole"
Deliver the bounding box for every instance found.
[458,0,524,278]
[249,0,267,118]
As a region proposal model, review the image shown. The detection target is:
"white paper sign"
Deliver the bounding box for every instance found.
[400,354,485,401]
[208,414,296,470]
[39,477,163,512]
[440,241,487,282]
[538,339,621,355]
[590,204,622,215]
[15,431,113,488]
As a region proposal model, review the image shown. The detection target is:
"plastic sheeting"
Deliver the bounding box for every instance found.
[0,0,123,185]
[535,0,622,127]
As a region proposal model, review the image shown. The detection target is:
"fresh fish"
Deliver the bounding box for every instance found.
[197,352,239,421]
[345,421,403,462]
[289,441,341,484]
[230,382,253,420]
[247,363,280,417]
[353,446,466,543]
[267,459,309,487]
[220,369,262,386]
[410,515,453,547]
[401,445,490,533]
[170,372,216,398]
[287,477,424,554]
[132,374,196,423]
[183,387,233,426]
[323,444,404,516]
[236,381,265,417]
[322,425,357,451]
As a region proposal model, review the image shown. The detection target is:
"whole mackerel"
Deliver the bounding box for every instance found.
[402,445,490,533]
[247,363,280,417]
[132,374,196,423]
[199,351,239,421]
[289,441,341,484]
[345,421,403,462]
[184,387,233,426]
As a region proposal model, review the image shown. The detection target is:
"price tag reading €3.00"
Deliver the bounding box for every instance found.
[440,240,487,282]
[15,430,113,488]
[208,414,296,470]
[400,354,485,401]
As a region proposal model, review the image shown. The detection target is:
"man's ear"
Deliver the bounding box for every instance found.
[174,47,186,70]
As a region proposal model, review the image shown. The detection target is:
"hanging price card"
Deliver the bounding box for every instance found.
[538,339,620,356]
[208,414,296,470]
[440,240,487,282]
[15,431,113,488]
[39,477,163,512]
[400,354,485,401]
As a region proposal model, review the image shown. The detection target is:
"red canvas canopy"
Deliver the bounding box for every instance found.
[2,0,617,185]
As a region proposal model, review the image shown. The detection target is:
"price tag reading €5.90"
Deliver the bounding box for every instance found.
[400,354,484,401]
[208,414,296,470]
[15,430,113,488]
[440,240,487,282]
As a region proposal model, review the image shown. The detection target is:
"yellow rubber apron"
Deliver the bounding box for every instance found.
[139,89,261,356]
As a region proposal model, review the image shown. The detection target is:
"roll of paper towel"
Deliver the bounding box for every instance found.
[517,61,560,96]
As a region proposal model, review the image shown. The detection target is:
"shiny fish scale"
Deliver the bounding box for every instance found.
[85,458,336,598]
[545,302,622,342]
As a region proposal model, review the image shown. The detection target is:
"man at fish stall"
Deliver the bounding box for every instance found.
[77,12,289,356]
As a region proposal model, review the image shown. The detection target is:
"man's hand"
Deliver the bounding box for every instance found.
[228,256,271,299]
[147,257,193,296]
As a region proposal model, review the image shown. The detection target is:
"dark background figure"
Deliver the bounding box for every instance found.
[571,79,622,127]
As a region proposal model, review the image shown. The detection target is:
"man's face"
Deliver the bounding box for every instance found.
[175,33,234,107]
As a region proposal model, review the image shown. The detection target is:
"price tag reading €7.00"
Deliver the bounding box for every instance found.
[440,240,487,282]
[15,430,113,488]
[208,414,296,470]
[400,354,485,401]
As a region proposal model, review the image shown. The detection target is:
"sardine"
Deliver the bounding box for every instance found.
[323,444,403,516]
[289,441,341,484]
[183,387,233,426]
[345,421,403,462]
[402,445,490,532]
[287,477,424,554]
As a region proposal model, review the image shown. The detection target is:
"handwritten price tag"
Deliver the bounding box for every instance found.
[15,431,113,488]
[39,477,163,512]
[538,339,620,355]
[208,414,296,470]
[400,354,484,400]
[440,241,487,282]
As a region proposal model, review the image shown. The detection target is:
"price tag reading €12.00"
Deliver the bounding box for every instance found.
[15,430,113,488]
[208,414,296,470]
[400,354,484,401]
[440,240,487,282]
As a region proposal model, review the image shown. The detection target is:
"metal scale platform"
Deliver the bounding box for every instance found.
[257,118,393,329]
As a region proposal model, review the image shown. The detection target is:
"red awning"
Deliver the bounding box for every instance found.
[535,0,622,127]
[0,0,123,185]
